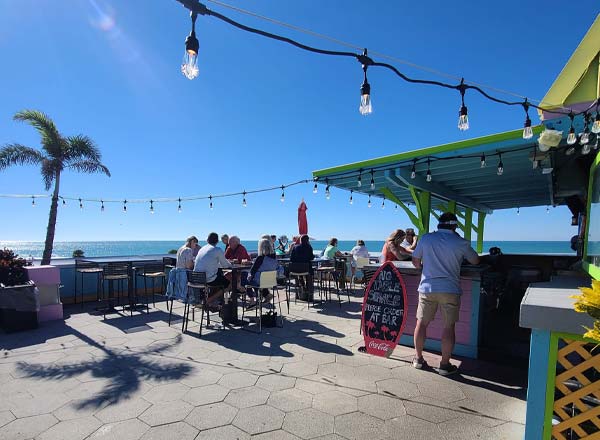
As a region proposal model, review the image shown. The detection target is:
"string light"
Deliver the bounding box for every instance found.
[381,197,385,209]
[181,11,199,80]
[31,196,35,207]
[457,79,469,131]
[359,49,372,115]
[357,171,362,187]
[580,113,591,145]
[325,178,330,199]
[367,195,372,208]
[480,153,486,168]
[426,158,432,182]
[567,112,577,145]
[532,148,538,170]
[497,153,504,176]
[62,198,66,206]
[394,204,398,211]
[150,200,154,214]
[242,191,247,207]
[593,106,600,134]
[280,185,285,202]
[79,198,83,210]
[313,183,318,194]
[370,170,375,190]
[101,200,105,212]
[178,198,182,212]
[123,200,127,213]
[411,160,416,179]
[522,100,533,139]
[517,207,520,215]
[349,190,353,205]
[209,195,213,210]
[546,206,550,214]
[582,143,592,155]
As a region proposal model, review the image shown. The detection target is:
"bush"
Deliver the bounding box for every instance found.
[72,249,85,258]
[167,249,177,254]
[0,248,31,287]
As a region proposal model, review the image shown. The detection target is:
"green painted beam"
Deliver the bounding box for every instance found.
[476,211,486,253]
[380,187,423,232]
[464,208,473,242]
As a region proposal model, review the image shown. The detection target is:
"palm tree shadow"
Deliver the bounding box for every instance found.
[16,329,193,408]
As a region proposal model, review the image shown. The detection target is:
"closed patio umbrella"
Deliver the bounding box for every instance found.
[298,200,308,235]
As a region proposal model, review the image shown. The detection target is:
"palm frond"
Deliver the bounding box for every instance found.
[13,110,64,159]
[41,159,59,191]
[67,160,111,177]
[0,144,45,171]
[64,135,101,162]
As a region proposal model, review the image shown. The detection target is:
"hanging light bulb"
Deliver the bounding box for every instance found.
[123,200,127,213]
[209,195,213,210]
[381,197,385,209]
[31,196,35,207]
[280,186,285,203]
[357,172,362,187]
[411,160,416,179]
[480,153,486,168]
[325,179,330,200]
[582,143,592,155]
[61,198,66,206]
[566,145,576,156]
[497,154,504,176]
[457,79,469,131]
[370,170,375,190]
[532,148,539,170]
[367,195,372,208]
[426,158,432,182]
[150,200,154,214]
[517,207,520,215]
[101,200,105,212]
[546,206,550,214]
[242,191,247,207]
[178,198,182,213]
[593,112,600,134]
[313,183,318,194]
[79,198,83,210]
[394,204,398,211]
[181,12,199,80]
[349,190,353,205]
[522,100,533,139]
[592,135,599,150]
[566,112,577,145]
[359,50,372,115]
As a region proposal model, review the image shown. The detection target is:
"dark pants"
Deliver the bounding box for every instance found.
[207,269,230,289]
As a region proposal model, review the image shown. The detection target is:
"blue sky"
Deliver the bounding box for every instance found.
[0,0,597,242]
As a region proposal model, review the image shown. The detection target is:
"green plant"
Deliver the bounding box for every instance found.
[72,249,85,258]
[572,280,600,341]
[0,248,31,287]
[0,110,110,265]
[167,249,177,254]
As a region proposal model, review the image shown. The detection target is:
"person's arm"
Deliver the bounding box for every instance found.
[218,249,233,268]
[248,256,264,279]
[186,252,194,270]
[465,245,480,265]
[224,247,232,259]
[399,242,414,254]
[410,236,418,250]
[308,245,315,260]
[412,241,423,269]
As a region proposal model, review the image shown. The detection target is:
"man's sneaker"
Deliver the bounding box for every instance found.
[437,363,459,376]
[412,357,427,369]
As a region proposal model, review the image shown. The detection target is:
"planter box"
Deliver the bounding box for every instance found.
[0,282,40,333]
[0,308,38,333]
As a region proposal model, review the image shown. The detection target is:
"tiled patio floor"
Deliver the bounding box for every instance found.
[0,292,526,439]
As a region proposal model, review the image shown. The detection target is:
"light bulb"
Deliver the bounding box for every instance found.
[280,193,285,203]
[517,207,520,215]
[567,128,577,145]
[370,176,375,190]
[209,196,213,210]
[313,183,318,194]
[242,198,247,207]
[325,186,330,200]
[367,196,372,208]
[178,198,182,212]
[458,105,469,131]
[593,136,599,150]
[394,204,398,211]
[381,199,385,209]
[62,199,66,206]
[582,143,592,155]
[150,201,154,214]
[181,13,199,80]
[357,174,362,187]
[426,170,432,182]
[523,116,533,140]
[349,191,353,205]
[79,199,83,210]
[31,196,35,207]
[566,146,575,156]
[580,132,590,145]
[593,115,600,134]
[480,153,486,168]
[101,201,105,212]
[359,80,372,115]
[497,158,504,176]
[532,160,539,170]
[123,201,127,213]
[546,206,550,214]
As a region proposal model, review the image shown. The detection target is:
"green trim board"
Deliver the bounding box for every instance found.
[584,151,600,280]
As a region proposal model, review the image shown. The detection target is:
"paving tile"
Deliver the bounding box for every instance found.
[180,368,223,388]
[376,378,420,399]
[143,382,190,403]
[282,408,334,439]
[295,376,338,395]
[182,384,229,406]
[37,416,102,440]
[268,388,313,412]
[218,372,259,389]
[438,416,499,440]
[317,363,356,381]
[253,430,301,439]
[232,405,284,435]
[403,396,461,424]
[384,415,442,439]
[185,401,238,430]
[417,380,466,403]
[9,393,71,418]
[281,362,318,377]
[334,412,386,440]
[88,418,150,440]
[313,391,358,416]
[256,374,296,391]
[95,398,151,423]
[354,365,395,381]
[357,393,406,420]
[0,410,15,428]
[139,421,198,440]
[0,413,58,440]
[195,424,250,440]
[225,386,270,408]
[489,421,525,440]
[138,400,194,426]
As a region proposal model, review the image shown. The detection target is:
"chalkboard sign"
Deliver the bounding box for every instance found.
[361,262,408,357]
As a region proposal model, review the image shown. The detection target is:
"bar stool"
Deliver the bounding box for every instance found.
[101,263,131,319]
[351,257,370,291]
[138,263,167,309]
[75,260,104,307]
[315,262,335,302]
[287,262,313,309]
[333,257,351,306]
[182,271,211,336]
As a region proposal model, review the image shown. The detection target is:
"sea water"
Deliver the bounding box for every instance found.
[0,240,574,259]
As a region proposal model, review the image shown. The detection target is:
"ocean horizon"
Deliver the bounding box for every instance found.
[0,240,575,259]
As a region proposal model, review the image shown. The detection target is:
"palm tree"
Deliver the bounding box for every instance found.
[0,110,110,265]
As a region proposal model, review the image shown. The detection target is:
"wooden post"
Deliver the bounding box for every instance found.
[464,208,473,242]
[476,211,486,253]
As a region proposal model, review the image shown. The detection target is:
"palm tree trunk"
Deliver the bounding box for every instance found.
[41,171,60,265]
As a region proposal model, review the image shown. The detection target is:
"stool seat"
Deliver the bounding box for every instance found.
[144,272,165,278]
[77,268,104,274]
[104,274,129,281]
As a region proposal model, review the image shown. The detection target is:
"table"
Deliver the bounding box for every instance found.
[223,262,252,325]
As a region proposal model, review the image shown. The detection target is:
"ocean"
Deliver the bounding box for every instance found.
[0,240,574,259]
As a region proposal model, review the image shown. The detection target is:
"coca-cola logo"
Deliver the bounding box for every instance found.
[368,341,390,352]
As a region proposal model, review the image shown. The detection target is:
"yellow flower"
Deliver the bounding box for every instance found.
[573,281,600,342]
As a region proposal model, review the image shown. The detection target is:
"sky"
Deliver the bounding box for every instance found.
[0,0,598,242]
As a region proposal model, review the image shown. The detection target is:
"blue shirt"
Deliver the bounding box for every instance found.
[412,229,479,294]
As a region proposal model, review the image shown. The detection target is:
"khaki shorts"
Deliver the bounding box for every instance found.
[416,293,461,327]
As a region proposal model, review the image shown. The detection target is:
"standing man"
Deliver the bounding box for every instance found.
[411,212,479,375]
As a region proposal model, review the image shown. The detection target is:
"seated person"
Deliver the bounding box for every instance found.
[275,235,288,256]
[290,234,315,292]
[380,229,411,262]
[287,235,300,254]
[176,235,199,269]
[246,238,279,307]
[400,228,418,254]
[323,237,343,259]
[194,232,233,307]
[221,234,229,250]
[350,239,369,276]
[224,236,250,262]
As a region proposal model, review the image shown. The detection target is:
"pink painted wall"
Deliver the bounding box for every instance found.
[402,274,472,345]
